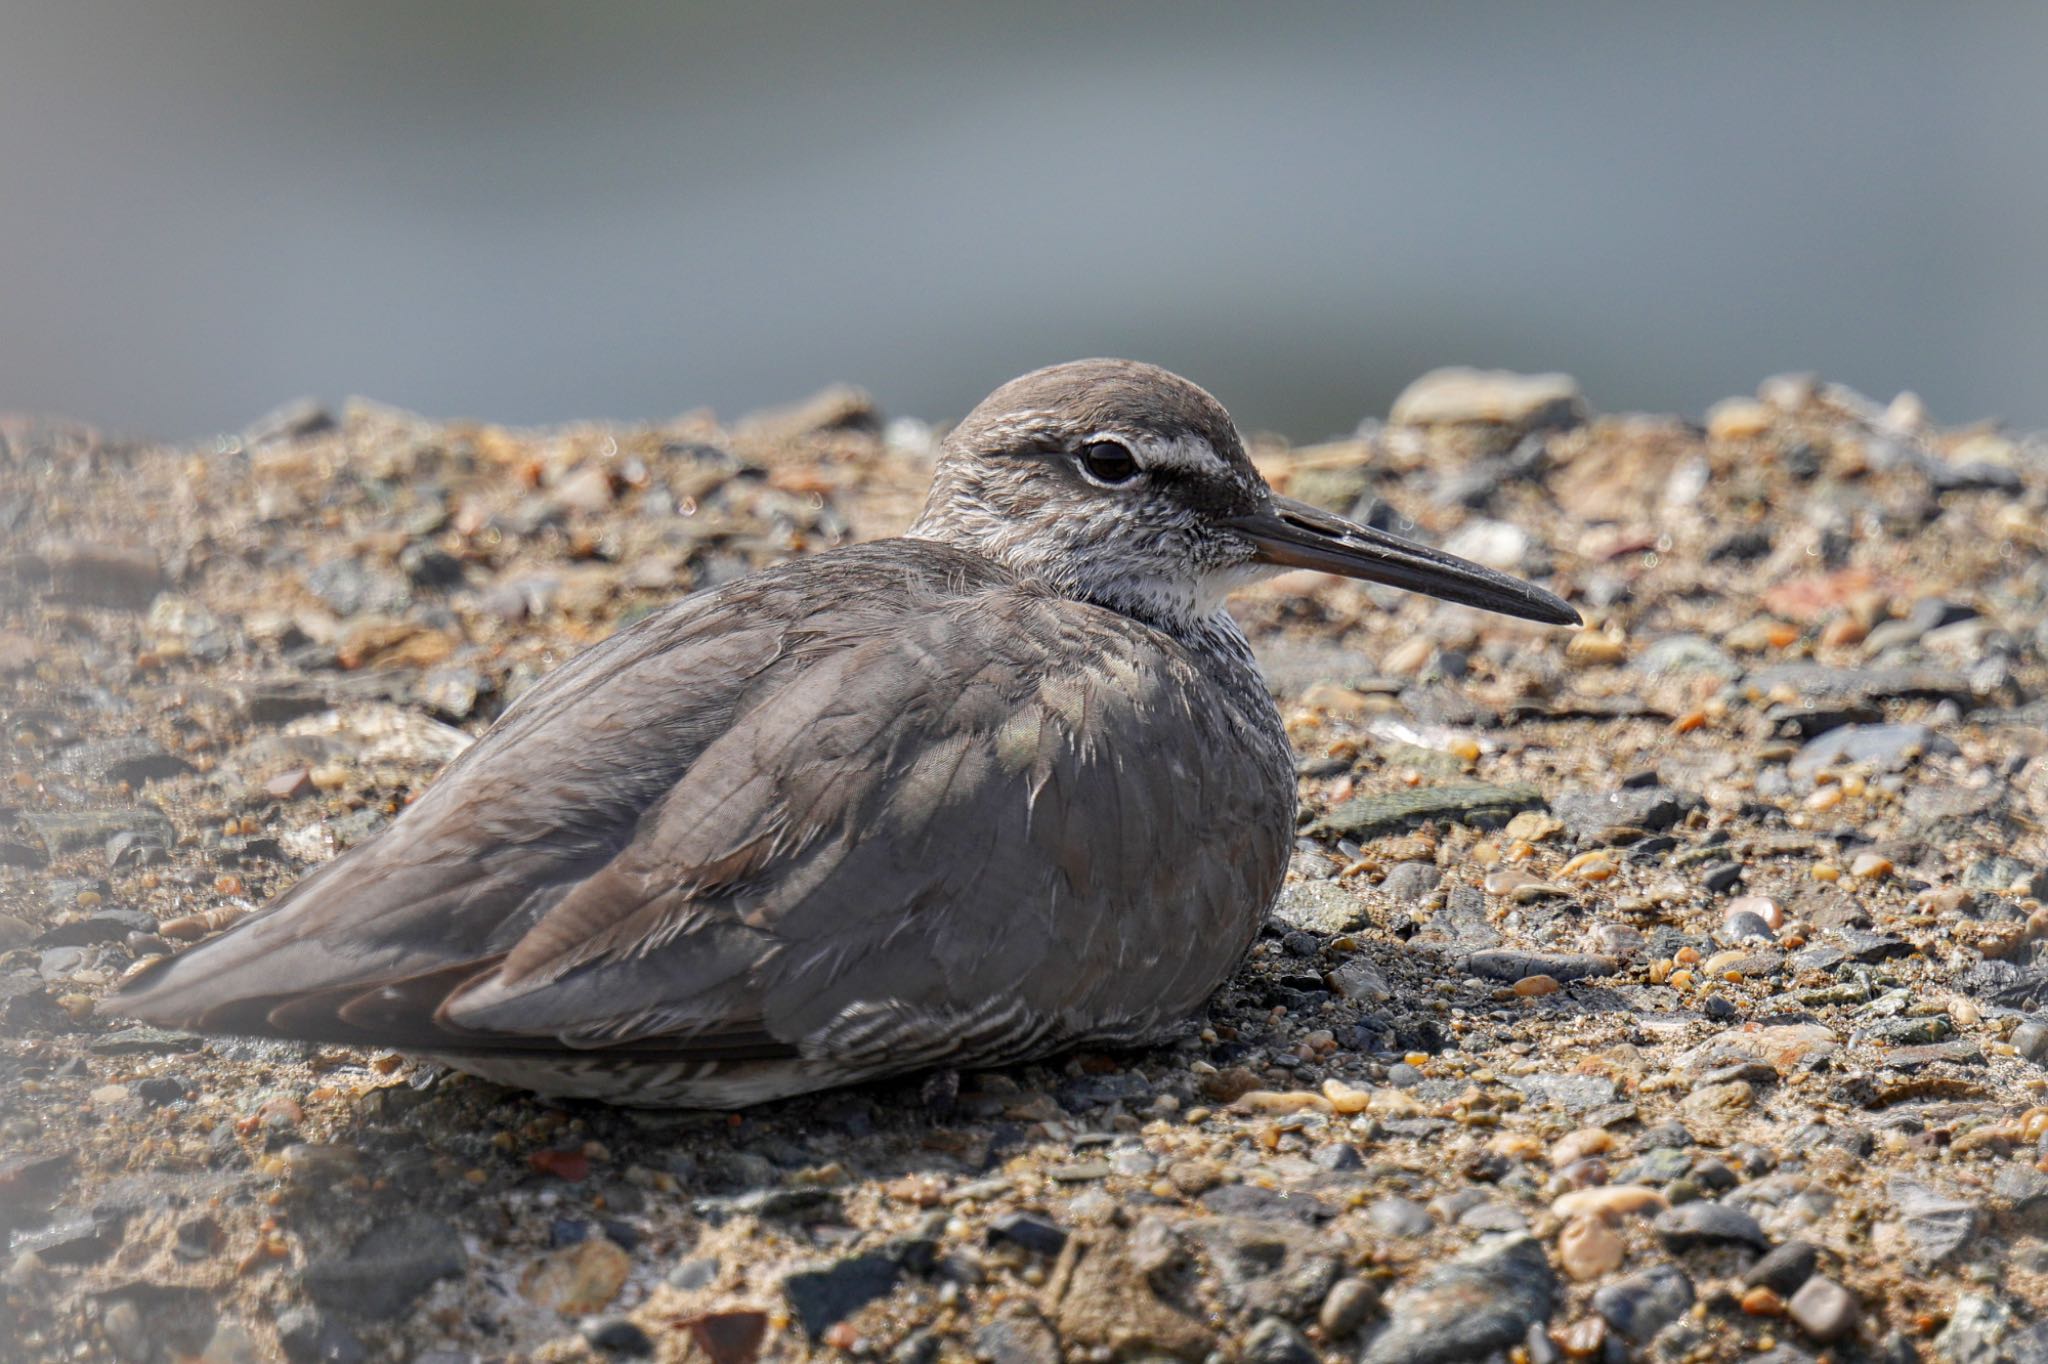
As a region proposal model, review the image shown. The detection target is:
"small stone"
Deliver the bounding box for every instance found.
[520,1237,632,1316]
[1367,1196,1435,1238]
[1379,861,1444,902]
[2012,1019,2048,1064]
[1319,1277,1382,1339]
[581,1317,655,1356]
[1887,1178,1981,1266]
[1242,1317,1318,1364]
[1360,1234,1556,1364]
[1550,786,1703,845]
[303,1215,466,1318]
[1558,1214,1625,1281]
[1329,956,1392,1004]
[276,1307,364,1364]
[1743,1240,1818,1296]
[973,1311,1059,1364]
[264,768,314,800]
[1932,1293,2014,1364]
[1188,1218,1341,1317]
[782,1253,903,1341]
[1391,368,1587,431]
[1786,1275,1859,1345]
[1654,1200,1770,1251]
[987,1212,1067,1257]
[1592,1263,1695,1342]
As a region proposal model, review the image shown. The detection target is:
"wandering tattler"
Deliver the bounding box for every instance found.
[111,359,1578,1106]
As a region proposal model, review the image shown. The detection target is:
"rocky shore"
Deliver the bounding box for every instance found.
[1,367,2044,1362]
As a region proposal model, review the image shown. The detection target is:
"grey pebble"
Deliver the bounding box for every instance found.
[1743,1240,1818,1296]
[1241,1316,1318,1364]
[1593,1262,1695,1341]
[1360,1234,1555,1364]
[1786,1275,1859,1344]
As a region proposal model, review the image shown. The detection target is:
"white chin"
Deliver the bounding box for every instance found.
[1197,562,1284,613]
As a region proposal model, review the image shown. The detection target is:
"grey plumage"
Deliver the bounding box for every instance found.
[110,359,1574,1106]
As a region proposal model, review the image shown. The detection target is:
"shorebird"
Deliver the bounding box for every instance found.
[111,360,1577,1107]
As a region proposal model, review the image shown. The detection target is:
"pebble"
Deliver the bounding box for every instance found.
[303,1215,468,1317]
[1360,1234,1556,1364]
[1553,1185,1667,1220]
[580,1317,655,1356]
[1242,1316,1318,1364]
[1558,1213,1625,1280]
[1888,1178,1983,1266]
[520,1237,632,1316]
[1367,1196,1435,1238]
[782,1252,904,1341]
[1653,1200,1770,1251]
[1743,1240,1819,1296]
[1319,1277,1382,1338]
[1390,368,1587,430]
[1926,1294,2014,1364]
[1592,1263,1695,1342]
[1786,1275,1859,1344]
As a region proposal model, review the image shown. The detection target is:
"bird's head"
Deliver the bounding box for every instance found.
[911,358,1580,634]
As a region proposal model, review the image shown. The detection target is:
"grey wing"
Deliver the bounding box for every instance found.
[439,592,1290,1068]
[114,580,1287,1071]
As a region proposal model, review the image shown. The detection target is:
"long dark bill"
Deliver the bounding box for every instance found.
[1229,495,1581,626]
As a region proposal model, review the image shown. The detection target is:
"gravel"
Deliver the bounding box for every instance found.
[2,374,2045,1359]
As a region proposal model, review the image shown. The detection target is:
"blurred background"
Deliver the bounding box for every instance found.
[5,1,2045,442]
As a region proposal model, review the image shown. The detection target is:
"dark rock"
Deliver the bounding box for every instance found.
[1593,1262,1695,1341]
[1834,928,1913,964]
[1360,1234,1555,1364]
[581,1318,655,1356]
[986,1211,1067,1257]
[1700,861,1744,893]
[782,1253,903,1341]
[1707,528,1774,562]
[302,1214,467,1317]
[1744,1240,1819,1296]
[1654,1200,1769,1251]
[1199,1183,1331,1223]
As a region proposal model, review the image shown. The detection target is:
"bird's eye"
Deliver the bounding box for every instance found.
[1078,440,1139,485]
